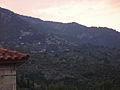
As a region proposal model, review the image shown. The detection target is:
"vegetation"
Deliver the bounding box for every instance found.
[1,7,120,90]
[17,77,120,90]
[16,46,120,90]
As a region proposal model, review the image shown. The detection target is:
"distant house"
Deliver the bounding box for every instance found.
[0,48,29,90]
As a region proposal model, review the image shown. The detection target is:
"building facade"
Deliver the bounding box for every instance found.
[0,48,29,90]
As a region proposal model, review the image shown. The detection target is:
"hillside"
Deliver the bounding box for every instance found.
[0,7,120,50]
[0,7,120,90]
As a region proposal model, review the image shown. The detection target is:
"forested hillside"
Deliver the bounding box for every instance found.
[0,7,120,90]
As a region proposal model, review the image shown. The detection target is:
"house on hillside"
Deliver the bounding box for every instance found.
[0,48,29,90]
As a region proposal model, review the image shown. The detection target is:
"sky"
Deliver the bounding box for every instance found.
[0,0,120,31]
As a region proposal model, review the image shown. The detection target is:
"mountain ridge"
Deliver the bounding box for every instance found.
[0,7,120,49]
[1,7,120,90]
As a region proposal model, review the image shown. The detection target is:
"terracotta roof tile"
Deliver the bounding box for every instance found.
[0,48,29,64]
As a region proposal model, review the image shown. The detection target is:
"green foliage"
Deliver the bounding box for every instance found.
[47,82,78,90]
[15,47,120,90]
[93,80,114,90]
[17,77,120,90]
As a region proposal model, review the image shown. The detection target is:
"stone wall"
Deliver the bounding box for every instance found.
[0,65,16,90]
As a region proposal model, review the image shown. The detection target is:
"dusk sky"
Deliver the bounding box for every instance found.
[0,0,120,31]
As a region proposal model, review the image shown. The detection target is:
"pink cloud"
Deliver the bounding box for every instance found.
[0,0,120,31]
[105,0,120,8]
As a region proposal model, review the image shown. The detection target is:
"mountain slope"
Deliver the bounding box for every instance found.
[0,7,120,50]
[0,8,75,51]
[1,7,120,89]
[19,11,120,48]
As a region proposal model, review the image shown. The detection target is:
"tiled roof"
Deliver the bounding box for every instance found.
[0,48,29,64]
